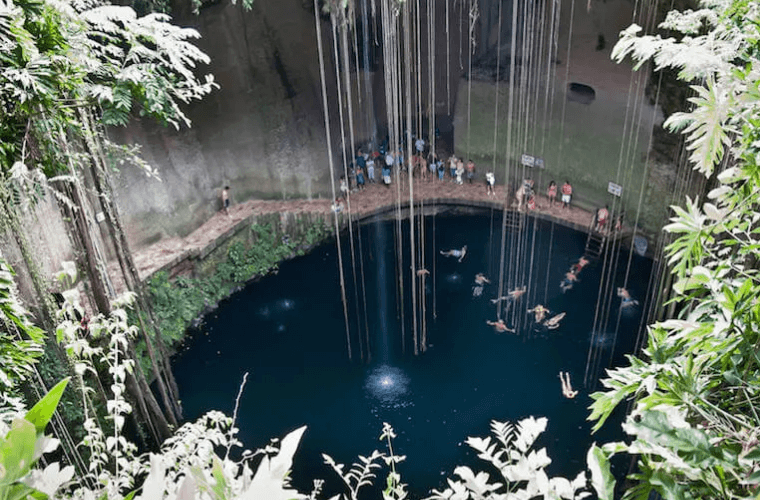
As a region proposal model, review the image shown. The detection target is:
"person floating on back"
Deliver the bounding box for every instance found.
[487,319,515,333]
[528,304,548,323]
[544,311,566,330]
[559,371,578,399]
[491,286,527,304]
[440,245,467,262]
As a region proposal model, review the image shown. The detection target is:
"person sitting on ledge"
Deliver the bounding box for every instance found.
[528,304,548,323]
[440,245,467,262]
[617,287,639,308]
[559,371,578,399]
[486,319,515,333]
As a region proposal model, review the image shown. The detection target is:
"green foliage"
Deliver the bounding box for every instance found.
[428,417,603,499]
[591,1,760,498]
[24,378,68,435]
[0,379,74,500]
[0,0,217,204]
[147,221,328,352]
[0,256,43,393]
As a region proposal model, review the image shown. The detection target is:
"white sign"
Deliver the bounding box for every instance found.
[95,212,106,223]
[608,182,623,197]
[534,158,545,169]
[521,154,535,167]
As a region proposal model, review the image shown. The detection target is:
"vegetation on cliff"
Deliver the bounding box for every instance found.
[1,0,759,499]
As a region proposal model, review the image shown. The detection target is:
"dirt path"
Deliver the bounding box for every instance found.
[130,177,598,282]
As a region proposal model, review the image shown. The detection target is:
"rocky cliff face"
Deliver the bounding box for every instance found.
[112,0,344,246]
[112,0,650,249]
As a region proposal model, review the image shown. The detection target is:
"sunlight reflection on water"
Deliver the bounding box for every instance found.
[364,365,411,409]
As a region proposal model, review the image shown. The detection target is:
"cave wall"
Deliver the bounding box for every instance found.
[111,0,348,247]
[111,0,648,249]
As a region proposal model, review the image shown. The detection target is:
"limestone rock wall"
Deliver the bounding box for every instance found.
[111,0,344,247]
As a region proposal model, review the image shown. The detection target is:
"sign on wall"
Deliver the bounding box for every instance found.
[608,182,623,197]
[521,154,545,168]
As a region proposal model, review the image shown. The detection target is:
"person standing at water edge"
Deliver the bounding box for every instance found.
[486,171,495,195]
[356,165,366,191]
[596,205,609,232]
[221,186,231,215]
[547,180,557,206]
[561,180,573,209]
[366,154,376,183]
[466,159,475,184]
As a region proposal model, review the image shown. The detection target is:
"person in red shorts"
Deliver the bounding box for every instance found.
[596,205,609,232]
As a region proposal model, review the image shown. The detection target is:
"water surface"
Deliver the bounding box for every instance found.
[174,210,651,497]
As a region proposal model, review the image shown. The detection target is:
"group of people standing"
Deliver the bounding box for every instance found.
[516,179,574,212]
[592,205,624,234]
[331,137,499,198]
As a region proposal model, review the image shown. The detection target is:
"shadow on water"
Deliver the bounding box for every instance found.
[173,210,652,498]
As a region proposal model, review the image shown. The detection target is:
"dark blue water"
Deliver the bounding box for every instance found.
[173,211,651,498]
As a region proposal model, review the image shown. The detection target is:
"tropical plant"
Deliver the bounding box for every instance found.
[1,0,220,443]
[590,1,760,498]
[0,255,44,395]
[0,378,73,500]
[429,417,606,500]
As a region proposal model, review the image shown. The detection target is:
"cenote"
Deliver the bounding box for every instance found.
[173,208,651,497]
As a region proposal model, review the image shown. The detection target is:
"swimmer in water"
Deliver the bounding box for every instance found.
[617,287,639,308]
[560,271,579,293]
[474,273,490,285]
[570,256,590,274]
[490,286,527,304]
[559,371,578,399]
[544,312,566,330]
[416,268,430,277]
[440,245,467,262]
[528,304,549,323]
[486,319,515,333]
[472,285,484,297]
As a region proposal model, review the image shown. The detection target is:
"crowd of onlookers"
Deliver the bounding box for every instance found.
[333,136,499,206]
[331,137,624,235]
